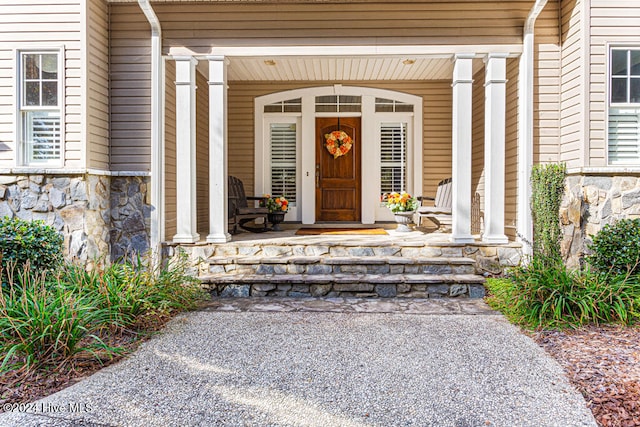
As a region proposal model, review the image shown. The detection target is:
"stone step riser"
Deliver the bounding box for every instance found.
[208,263,476,275]
[204,282,486,299]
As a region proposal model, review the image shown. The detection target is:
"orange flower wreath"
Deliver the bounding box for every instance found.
[324,130,353,159]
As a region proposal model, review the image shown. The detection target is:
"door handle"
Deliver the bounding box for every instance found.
[315,164,320,188]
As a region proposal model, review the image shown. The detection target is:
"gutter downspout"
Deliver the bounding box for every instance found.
[517,0,549,257]
[137,0,163,259]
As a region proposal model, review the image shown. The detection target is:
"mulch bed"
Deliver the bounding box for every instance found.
[531,325,640,427]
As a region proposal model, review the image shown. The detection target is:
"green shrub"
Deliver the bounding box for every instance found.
[0,217,63,282]
[530,163,566,263]
[1,252,203,372]
[55,251,204,328]
[587,218,640,276]
[487,261,640,329]
[0,266,118,371]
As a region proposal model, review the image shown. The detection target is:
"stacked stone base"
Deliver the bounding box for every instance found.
[171,239,524,300]
[202,274,486,299]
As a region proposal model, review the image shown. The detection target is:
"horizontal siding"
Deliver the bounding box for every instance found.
[537,42,561,163]
[164,60,176,239]
[196,70,209,235]
[0,1,83,168]
[590,0,640,166]
[472,68,485,216]
[111,1,559,50]
[559,0,583,168]
[88,0,110,169]
[109,4,151,171]
[505,58,519,239]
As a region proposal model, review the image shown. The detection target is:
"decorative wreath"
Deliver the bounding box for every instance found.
[324,130,353,159]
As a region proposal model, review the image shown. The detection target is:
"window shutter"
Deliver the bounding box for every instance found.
[380,122,407,195]
[608,108,640,165]
[270,123,297,203]
[24,111,61,163]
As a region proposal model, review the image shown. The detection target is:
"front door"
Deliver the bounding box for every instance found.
[315,117,361,222]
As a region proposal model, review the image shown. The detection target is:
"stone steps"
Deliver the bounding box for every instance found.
[206,255,476,275]
[200,273,486,299]
[167,237,519,300]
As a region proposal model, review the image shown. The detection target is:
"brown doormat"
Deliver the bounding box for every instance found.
[295,228,389,236]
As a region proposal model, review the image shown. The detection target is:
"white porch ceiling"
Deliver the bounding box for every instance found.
[223,56,483,81]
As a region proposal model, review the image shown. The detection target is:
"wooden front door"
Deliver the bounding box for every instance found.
[315,117,361,222]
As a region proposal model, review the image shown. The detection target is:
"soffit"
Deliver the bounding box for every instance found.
[217,56,484,81]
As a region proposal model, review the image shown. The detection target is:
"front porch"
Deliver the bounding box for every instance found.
[166,225,522,299]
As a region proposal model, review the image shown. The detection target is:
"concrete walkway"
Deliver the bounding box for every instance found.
[1,298,597,427]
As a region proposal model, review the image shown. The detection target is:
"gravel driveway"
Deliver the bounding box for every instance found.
[0,298,597,427]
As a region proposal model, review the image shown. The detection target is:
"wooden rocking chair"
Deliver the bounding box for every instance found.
[416,177,453,229]
[228,176,270,234]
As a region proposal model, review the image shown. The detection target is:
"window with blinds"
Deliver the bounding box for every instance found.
[270,123,297,204]
[380,122,407,197]
[19,51,62,166]
[609,48,640,165]
[24,111,61,162]
[609,108,640,165]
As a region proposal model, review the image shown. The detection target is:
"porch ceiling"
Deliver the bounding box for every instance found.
[221,56,483,81]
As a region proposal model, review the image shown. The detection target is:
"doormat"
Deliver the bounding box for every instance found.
[295,228,388,236]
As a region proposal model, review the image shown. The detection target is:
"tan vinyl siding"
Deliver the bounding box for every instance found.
[196,70,209,234]
[537,43,561,163]
[109,4,151,171]
[148,1,551,48]
[164,60,176,238]
[227,80,452,198]
[472,68,485,208]
[0,0,83,168]
[590,0,640,166]
[87,0,110,169]
[559,0,584,168]
[505,58,519,240]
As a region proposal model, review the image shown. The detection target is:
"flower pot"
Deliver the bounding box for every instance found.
[267,212,286,231]
[394,211,415,232]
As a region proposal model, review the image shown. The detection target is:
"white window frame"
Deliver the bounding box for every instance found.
[16,48,64,168]
[264,116,301,221]
[605,44,640,166]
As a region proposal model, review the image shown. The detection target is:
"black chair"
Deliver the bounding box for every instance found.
[228,176,270,233]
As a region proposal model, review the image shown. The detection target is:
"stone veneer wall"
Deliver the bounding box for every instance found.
[109,176,151,260]
[561,173,640,268]
[0,173,151,263]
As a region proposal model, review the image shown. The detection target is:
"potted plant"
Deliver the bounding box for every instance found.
[384,192,419,232]
[265,195,289,231]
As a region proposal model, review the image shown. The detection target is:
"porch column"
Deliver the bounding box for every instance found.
[451,54,475,243]
[172,56,200,243]
[482,54,509,244]
[206,56,231,243]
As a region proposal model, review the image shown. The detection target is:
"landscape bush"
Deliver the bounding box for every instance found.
[486,261,640,329]
[486,162,640,329]
[587,218,640,276]
[0,251,204,372]
[0,217,63,285]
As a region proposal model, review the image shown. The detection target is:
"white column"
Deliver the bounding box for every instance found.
[451,54,475,243]
[172,56,200,243]
[206,56,231,243]
[483,54,509,244]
